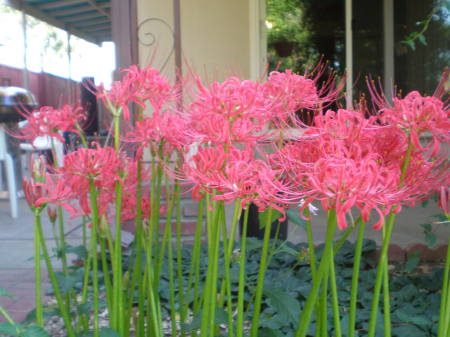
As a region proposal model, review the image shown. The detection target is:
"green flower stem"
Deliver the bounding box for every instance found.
[190,198,205,315]
[218,201,242,306]
[305,207,317,281]
[236,207,250,337]
[438,237,450,337]
[334,217,361,253]
[99,230,113,316]
[208,203,224,337]
[154,183,174,286]
[78,240,91,333]
[348,220,366,337]
[125,159,144,337]
[382,226,392,337]
[88,180,101,337]
[33,209,43,327]
[368,139,413,337]
[0,306,15,325]
[250,207,274,337]
[82,217,87,248]
[303,206,322,337]
[200,199,222,337]
[174,182,187,335]
[57,206,68,274]
[166,217,178,337]
[329,254,342,337]
[219,202,241,337]
[149,161,163,285]
[367,212,395,337]
[294,209,338,337]
[319,269,329,337]
[144,241,163,337]
[112,177,124,335]
[36,210,75,337]
[75,123,88,148]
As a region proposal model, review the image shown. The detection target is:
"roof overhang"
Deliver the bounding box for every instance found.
[6,0,111,45]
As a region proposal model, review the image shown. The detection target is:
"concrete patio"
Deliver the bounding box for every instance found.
[0,198,85,323]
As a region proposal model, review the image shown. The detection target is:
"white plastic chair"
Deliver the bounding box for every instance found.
[20,136,65,169]
[0,125,18,218]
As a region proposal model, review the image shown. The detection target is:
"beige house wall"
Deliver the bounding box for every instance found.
[136,0,266,82]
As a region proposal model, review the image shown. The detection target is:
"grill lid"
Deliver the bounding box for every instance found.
[0,86,37,123]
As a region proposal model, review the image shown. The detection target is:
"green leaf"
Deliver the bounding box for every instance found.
[392,324,425,336]
[54,272,79,295]
[420,223,431,232]
[259,327,286,337]
[65,245,88,260]
[99,328,120,337]
[22,326,51,337]
[417,34,427,46]
[259,208,283,229]
[402,39,416,50]
[181,308,228,333]
[286,208,306,229]
[0,288,16,300]
[404,252,420,273]
[425,232,437,248]
[0,322,21,337]
[264,287,300,324]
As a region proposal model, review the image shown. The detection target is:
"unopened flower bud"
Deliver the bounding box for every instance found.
[47,206,57,223]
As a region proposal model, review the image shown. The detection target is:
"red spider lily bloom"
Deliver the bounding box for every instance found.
[262,70,319,125]
[97,66,174,119]
[301,156,399,230]
[23,174,76,214]
[438,186,450,218]
[16,105,85,143]
[188,76,269,146]
[46,206,57,223]
[380,91,449,156]
[398,150,450,207]
[183,146,227,195]
[124,111,192,158]
[60,146,124,187]
[57,146,125,218]
[184,146,290,215]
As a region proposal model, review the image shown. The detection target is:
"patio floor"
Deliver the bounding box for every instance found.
[0,198,85,323]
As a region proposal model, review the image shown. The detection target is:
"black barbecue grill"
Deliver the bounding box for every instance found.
[0,86,37,123]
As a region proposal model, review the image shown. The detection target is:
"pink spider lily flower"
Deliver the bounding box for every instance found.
[15,105,85,143]
[299,156,399,230]
[59,145,124,187]
[23,174,77,214]
[188,76,269,146]
[397,150,450,207]
[183,145,290,216]
[124,111,192,158]
[438,186,450,218]
[380,91,449,156]
[57,146,125,218]
[97,66,174,119]
[261,70,319,126]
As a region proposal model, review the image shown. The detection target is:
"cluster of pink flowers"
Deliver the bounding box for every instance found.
[17,105,85,143]
[17,65,449,231]
[97,66,174,119]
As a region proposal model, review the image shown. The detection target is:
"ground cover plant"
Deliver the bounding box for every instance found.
[0,64,448,337]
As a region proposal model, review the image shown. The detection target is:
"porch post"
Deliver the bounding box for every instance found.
[383,0,394,101]
[21,4,29,90]
[111,0,138,74]
[345,0,353,108]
